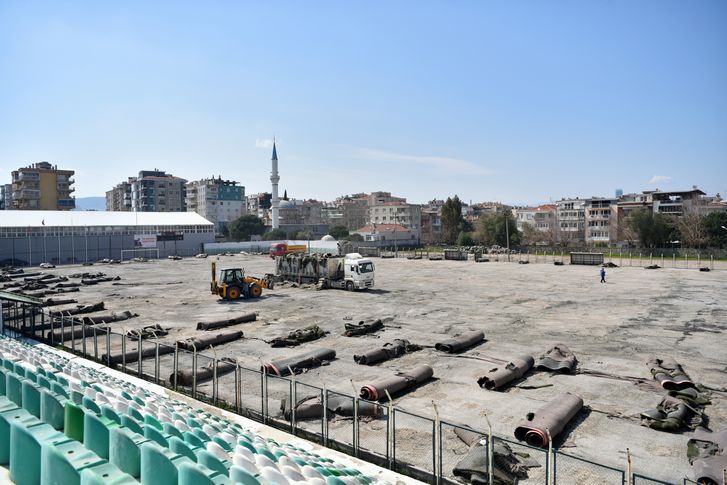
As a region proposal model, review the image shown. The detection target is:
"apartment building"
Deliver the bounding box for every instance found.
[420,208,442,244]
[369,201,422,238]
[186,177,245,234]
[10,161,75,210]
[246,193,272,219]
[0,184,11,210]
[584,198,616,244]
[105,179,133,212]
[555,198,586,244]
[278,199,325,225]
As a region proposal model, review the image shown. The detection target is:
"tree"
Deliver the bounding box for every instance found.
[328,226,349,240]
[521,224,539,246]
[441,196,465,245]
[675,212,707,248]
[703,212,727,248]
[228,214,265,241]
[627,209,676,248]
[475,213,521,247]
[263,228,288,240]
[292,230,314,240]
[346,233,364,242]
[456,231,475,246]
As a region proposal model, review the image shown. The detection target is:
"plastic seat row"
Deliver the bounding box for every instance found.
[0,336,380,485]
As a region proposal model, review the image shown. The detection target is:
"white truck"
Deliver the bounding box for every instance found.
[275,252,375,291]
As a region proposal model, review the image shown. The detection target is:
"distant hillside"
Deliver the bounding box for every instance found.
[74,197,106,211]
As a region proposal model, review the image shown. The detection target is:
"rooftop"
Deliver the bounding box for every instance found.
[0,210,213,228]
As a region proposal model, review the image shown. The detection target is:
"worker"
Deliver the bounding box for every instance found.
[600,267,606,283]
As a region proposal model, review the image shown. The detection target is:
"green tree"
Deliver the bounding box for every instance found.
[476,213,521,247]
[328,226,349,239]
[292,230,314,240]
[228,214,265,241]
[263,228,288,240]
[441,196,465,245]
[627,209,676,248]
[346,233,364,242]
[703,212,727,248]
[456,231,475,246]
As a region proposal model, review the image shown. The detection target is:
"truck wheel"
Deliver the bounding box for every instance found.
[346,281,354,292]
[249,284,262,298]
[227,287,240,300]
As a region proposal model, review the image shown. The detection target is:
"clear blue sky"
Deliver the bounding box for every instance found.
[1,1,726,205]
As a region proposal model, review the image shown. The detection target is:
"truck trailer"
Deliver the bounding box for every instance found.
[275,252,375,291]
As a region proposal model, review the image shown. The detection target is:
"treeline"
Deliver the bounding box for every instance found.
[224,214,362,242]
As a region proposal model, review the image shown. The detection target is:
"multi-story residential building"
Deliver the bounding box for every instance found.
[0,184,11,210]
[278,199,325,226]
[369,201,422,238]
[584,198,616,244]
[10,162,75,210]
[323,194,370,231]
[647,187,706,216]
[515,204,556,232]
[555,198,586,244]
[105,179,133,211]
[368,191,406,206]
[186,177,245,234]
[420,208,442,244]
[129,170,187,212]
[246,193,272,219]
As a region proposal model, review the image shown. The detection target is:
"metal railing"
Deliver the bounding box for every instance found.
[1,305,691,485]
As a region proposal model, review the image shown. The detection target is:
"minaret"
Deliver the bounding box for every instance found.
[270,140,280,229]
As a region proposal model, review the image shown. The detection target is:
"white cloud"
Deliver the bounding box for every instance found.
[255,138,274,149]
[648,175,672,185]
[349,147,489,175]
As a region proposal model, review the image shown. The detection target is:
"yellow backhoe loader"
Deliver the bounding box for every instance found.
[210,261,274,301]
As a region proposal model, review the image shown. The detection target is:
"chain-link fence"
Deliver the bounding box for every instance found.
[0,304,691,485]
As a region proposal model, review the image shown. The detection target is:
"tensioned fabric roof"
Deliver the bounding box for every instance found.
[0,210,213,228]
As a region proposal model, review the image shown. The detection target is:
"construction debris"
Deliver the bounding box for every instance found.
[170,357,236,387]
[83,311,138,325]
[281,394,382,421]
[688,428,727,485]
[127,324,169,339]
[269,325,328,347]
[176,331,244,351]
[477,355,534,390]
[453,427,532,485]
[52,302,105,316]
[343,319,383,337]
[353,339,421,365]
[435,330,485,353]
[196,313,257,331]
[81,276,121,285]
[263,348,336,377]
[648,357,695,391]
[359,364,434,401]
[514,392,584,447]
[535,344,578,374]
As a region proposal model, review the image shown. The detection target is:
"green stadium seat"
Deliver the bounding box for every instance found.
[109,427,150,479]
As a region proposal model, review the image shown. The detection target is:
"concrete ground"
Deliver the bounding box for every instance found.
[32,255,727,483]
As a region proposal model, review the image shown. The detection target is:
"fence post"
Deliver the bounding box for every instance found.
[322,384,328,447]
[546,428,553,485]
[173,343,179,391]
[192,345,198,398]
[70,317,75,353]
[235,364,241,414]
[289,367,296,435]
[213,359,218,405]
[81,320,86,356]
[698,253,701,268]
[138,336,143,377]
[484,414,493,485]
[262,365,267,423]
[106,328,111,367]
[661,254,664,267]
[626,448,632,485]
[121,333,126,371]
[432,402,441,485]
[685,254,688,269]
[649,252,653,266]
[711,255,714,270]
[673,253,676,268]
[155,343,160,384]
[60,314,64,348]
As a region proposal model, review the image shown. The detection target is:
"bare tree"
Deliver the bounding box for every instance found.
[675,212,707,248]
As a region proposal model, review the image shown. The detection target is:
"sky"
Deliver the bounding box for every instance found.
[1,1,726,205]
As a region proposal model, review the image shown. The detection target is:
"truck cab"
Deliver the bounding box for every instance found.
[269,243,307,258]
[342,253,375,290]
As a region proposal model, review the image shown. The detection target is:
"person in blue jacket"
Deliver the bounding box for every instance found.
[600,267,606,283]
